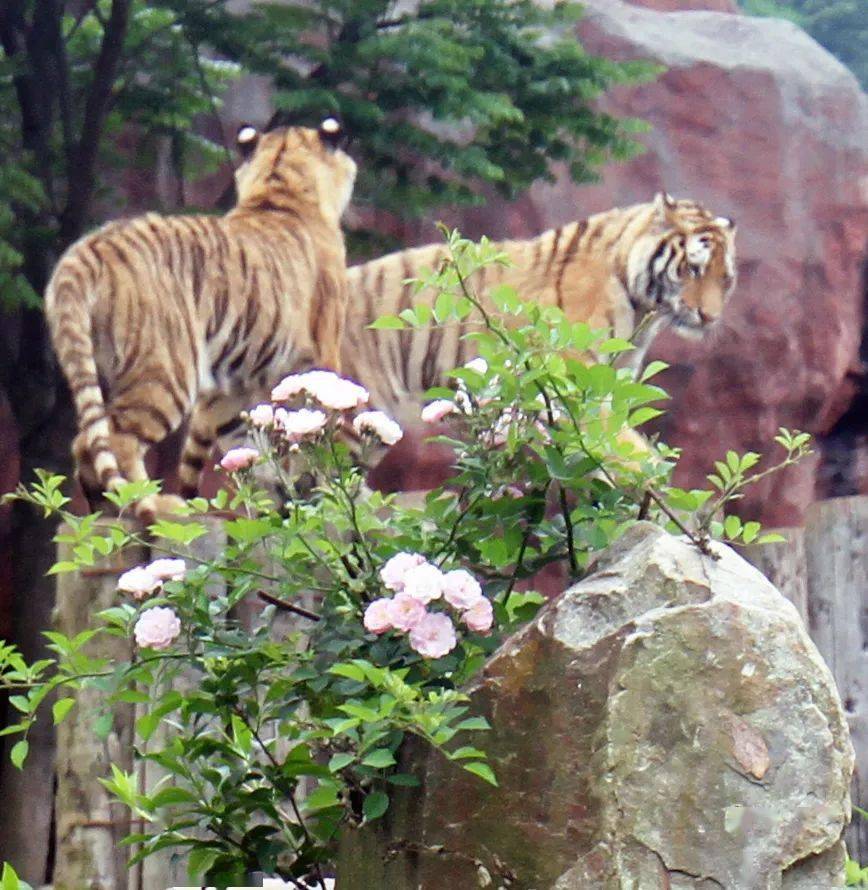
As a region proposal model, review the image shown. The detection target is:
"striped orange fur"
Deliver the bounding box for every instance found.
[46,120,356,519]
[343,193,736,424]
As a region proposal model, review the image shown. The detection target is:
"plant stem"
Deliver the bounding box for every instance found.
[256,590,321,622]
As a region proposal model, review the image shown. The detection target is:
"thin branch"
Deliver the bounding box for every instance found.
[245,717,328,890]
[60,0,131,245]
[644,486,711,554]
[256,590,321,623]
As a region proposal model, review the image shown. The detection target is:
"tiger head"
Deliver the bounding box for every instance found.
[233,118,357,225]
[631,192,737,337]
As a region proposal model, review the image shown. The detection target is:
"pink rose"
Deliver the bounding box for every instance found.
[363,598,394,634]
[442,569,483,611]
[421,399,457,423]
[276,407,327,441]
[402,562,445,604]
[117,566,160,600]
[247,403,275,427]
[134,607,182,650]
[220,447,259,472]
[388,592,427,632]
[409,612,458,659]
[146,558,186,582]
[352,411,403,446]
[379,552,427,592]
[462,597,494,634]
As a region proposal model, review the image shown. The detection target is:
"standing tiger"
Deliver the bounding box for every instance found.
[46,119,356,519]
[342,193,736,424]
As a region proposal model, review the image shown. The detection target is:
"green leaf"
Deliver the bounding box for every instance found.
[2,862,32,890]
[455,717,491,732]
[328,753,355,773]
[386,772,420,787]
[723,514,742,540]
[628,407,664,427]
[304,783,341,812]
[329,663,367,683]
[462,761,498,786]
[757,532,787,545]
[187,846,221,882]
[449,746,487,760]
[362,748,396,769]
[640,360,669,382]
[147,520,207,546]
[740,521,761,544]
[150,786,198,808]
[10,739,28,770]
[368,314,405,330]
[362,790,389,821]
[52,698,75,725]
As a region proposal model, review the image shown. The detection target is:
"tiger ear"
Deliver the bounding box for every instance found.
[236,124,260,160]
[318,117,345,149]
[654,191,677,220]
[714,215,736,231]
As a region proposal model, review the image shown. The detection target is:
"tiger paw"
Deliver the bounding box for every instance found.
[135,493,187,523]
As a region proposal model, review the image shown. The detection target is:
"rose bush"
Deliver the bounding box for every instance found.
[0,231,810,889]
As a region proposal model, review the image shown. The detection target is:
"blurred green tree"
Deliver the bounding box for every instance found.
[740,0,866,89]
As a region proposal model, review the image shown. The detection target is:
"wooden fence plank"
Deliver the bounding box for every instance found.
[803,497,868,862]
[743,526,808,624]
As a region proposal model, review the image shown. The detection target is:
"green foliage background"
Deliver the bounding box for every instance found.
[0,0,654,313]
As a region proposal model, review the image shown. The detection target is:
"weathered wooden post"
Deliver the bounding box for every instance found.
[53,518,141,890]
[803,497,868,862]
[52,514,226,890]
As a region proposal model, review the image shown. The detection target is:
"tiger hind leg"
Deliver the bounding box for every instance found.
[106,395,188,522]
[178,394,248,499]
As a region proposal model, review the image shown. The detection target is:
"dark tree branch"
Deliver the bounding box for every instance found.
[60,0,131,246]
[33,0,75,170]
[0,0,57,210]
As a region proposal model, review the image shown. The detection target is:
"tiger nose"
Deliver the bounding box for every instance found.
[698,309,714,325]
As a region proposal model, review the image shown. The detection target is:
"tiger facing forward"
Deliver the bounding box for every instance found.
[46,119,356,518]
[342,193,736,424]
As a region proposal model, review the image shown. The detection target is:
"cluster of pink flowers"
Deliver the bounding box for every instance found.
[363,552,494,659]
[236,370,403,458]
[117,559,185,651]
[272,370,369,411]
[117,557,186,600]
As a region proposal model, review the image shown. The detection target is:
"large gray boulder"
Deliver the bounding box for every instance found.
[337,523,853,889]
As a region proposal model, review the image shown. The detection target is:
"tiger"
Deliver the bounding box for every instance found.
[342,192,736,427]
[46,118,357,520]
